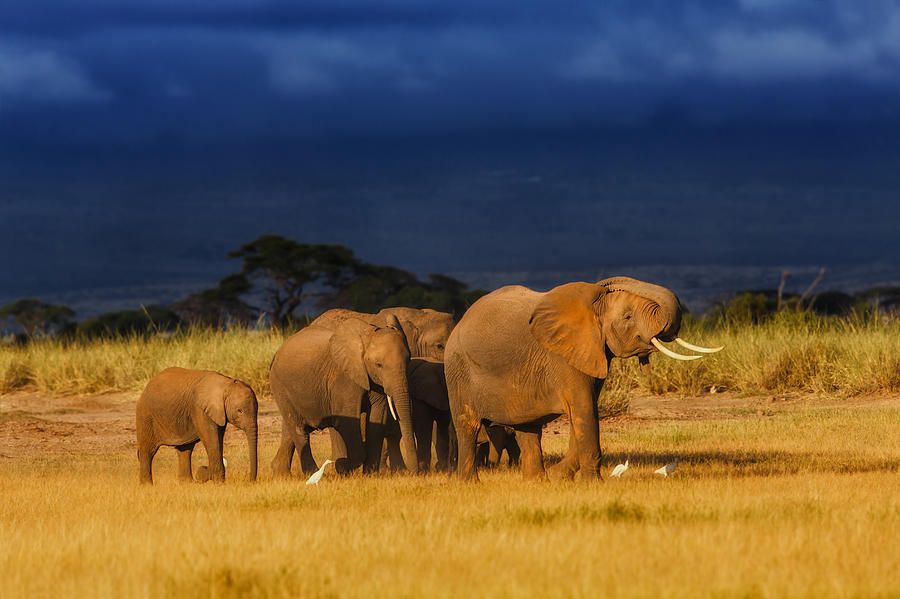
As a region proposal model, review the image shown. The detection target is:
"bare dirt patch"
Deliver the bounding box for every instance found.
[2,390,898,460]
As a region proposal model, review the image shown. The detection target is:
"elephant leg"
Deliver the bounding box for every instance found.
[434,413,451,472]
[330,427,352,475]
[335,417,365,474]
[516,424,546,480]
[506,430,521,467]
[363,394,389,474]
[414,413,434,472]
[385,422,405,472]
[197,423,226,482]
[485,425,507,468]
[138,443,158,484]
[271,417,296,477]
[548,430,579,481]
[448,419,458,471]
[287,418,317,475]
[453,411,481,481]
[571,393,602,479]
[176,442,196,482]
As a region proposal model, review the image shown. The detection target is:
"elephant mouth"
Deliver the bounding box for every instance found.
[651,337,724,361]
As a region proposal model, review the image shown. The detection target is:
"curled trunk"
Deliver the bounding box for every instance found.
[598,277,682,339]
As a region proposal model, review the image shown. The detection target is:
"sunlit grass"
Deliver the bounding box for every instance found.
[2,315,900,402]
[2,405,898,598]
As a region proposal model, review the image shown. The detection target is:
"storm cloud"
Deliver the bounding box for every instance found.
[2,0,900,145]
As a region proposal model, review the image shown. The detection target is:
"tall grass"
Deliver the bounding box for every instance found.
[2,314,899,399]
[0,327,286,397]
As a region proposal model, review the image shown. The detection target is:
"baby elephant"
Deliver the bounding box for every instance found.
[136,367,258,484]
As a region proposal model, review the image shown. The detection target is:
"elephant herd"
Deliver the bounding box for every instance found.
[136,277,722,484]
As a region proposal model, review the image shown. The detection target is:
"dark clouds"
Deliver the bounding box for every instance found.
[2,0,900,145]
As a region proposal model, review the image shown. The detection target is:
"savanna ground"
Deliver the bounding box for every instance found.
[2,387,899,598]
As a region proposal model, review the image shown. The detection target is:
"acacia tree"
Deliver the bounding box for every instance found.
[0,298,75,337]
[228,235,361,326]
[170,274,257,327]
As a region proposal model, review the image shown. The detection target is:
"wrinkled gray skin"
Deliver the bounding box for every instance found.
[270,316,417,475]
[381,359,521,473]
[312,307,455,360]
[381,358,454,472]
[445,277,683,481]
[311,307,456,472]
[136,367,258,484]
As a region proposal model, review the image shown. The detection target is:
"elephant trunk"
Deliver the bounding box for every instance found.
[387,384,418,474]
[245,423,258,481]
[598,277,683,340]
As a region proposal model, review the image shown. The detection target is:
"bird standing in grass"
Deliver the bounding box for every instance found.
[305,459,334,485]
[655,458,679,477]
[610,460,629,478]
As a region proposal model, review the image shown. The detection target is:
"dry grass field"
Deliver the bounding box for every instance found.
[2,390,899,598]
[3,314,900,401]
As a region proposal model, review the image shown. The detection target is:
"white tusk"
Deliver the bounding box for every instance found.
[651,337,702,361]
[386,395,398,421]
[675,337,724,353]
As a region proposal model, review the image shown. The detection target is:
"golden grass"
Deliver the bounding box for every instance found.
[2,404,899,598]
[0,327,286,397]
[2,315,900,402]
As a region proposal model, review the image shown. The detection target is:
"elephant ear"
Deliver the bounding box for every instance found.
[329,319,372,391]
[382,313,403,331]
[529,282,609,379]
[195,373,228,427]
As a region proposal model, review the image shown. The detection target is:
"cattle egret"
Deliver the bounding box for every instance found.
[610,459,629,478]
[305,459,334,485]
[655,458,679,477]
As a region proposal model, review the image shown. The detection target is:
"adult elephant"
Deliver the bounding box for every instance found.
[269,316,417,475]
[380,358,454,472]
[312,307,455,360]
[445,277,721,481]
[312,307,456,472]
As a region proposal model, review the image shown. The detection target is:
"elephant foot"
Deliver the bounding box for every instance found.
[334,457,358,476]
[195,466,211,483]
[547,459,578,481]
[271,458,293,478]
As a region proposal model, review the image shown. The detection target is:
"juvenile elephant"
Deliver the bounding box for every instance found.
[136,367,258,484]
[269,316,417,476]
[445,277,720,481]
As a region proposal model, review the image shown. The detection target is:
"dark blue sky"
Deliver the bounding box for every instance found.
[2,1,900,313]
[3,0,900,145]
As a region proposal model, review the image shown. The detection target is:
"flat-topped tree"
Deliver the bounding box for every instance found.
[228,235,361,327]
[0,298,74,337]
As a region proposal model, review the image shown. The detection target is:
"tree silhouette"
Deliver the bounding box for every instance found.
[228,235,361,326]
[0,298,74,337]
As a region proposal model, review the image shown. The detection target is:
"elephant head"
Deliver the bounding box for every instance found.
[330,316,417,472]
[378,307,456,361]
[529,277,721,379]
[193,375,258,481]
[223,380,259,481]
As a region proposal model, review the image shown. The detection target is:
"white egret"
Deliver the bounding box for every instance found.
[610,459,629,478]
[654,458,679,477]
[305,459,334,485]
